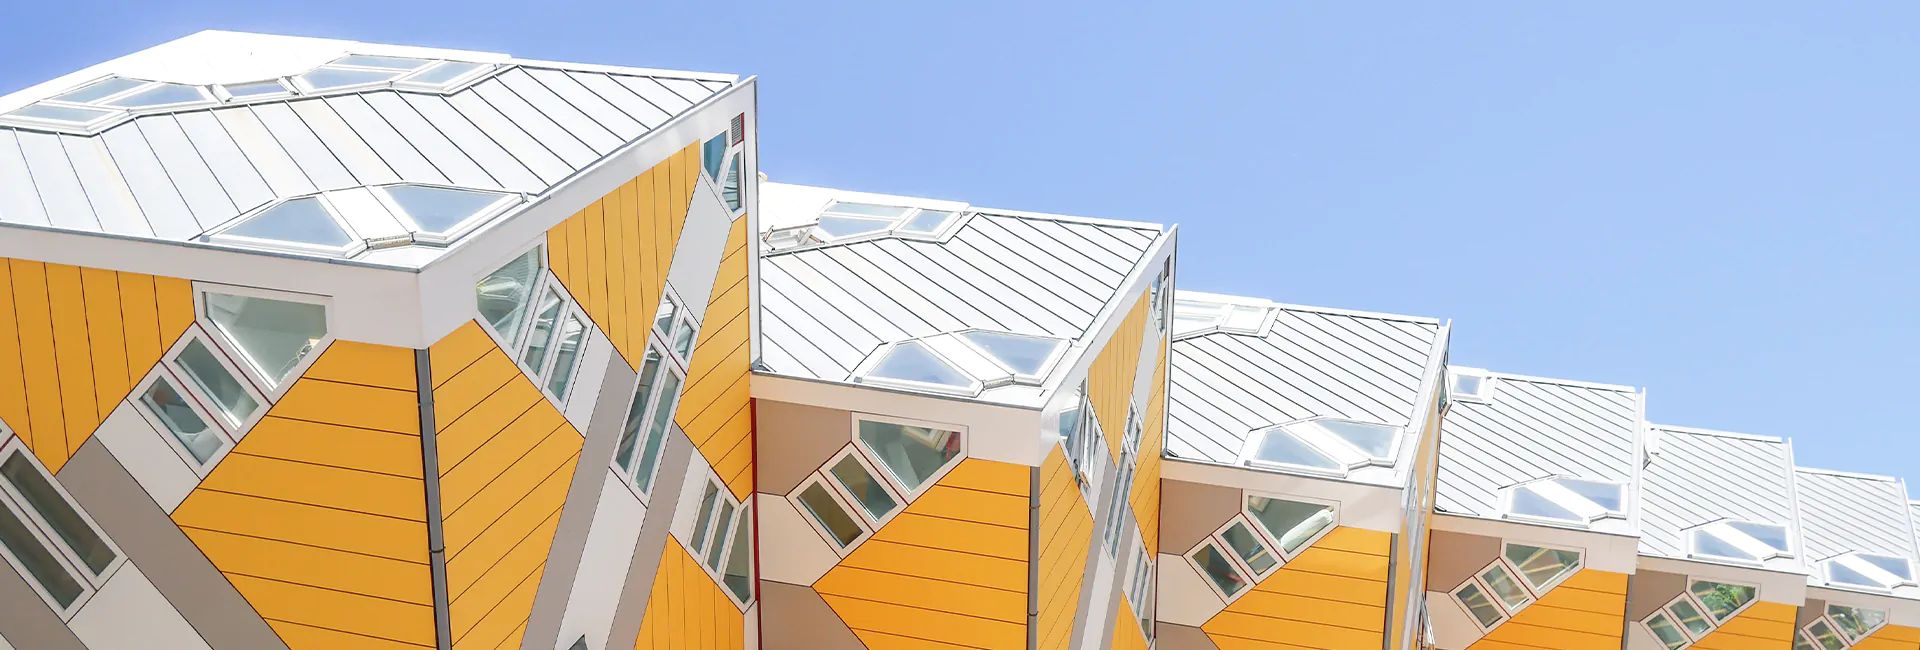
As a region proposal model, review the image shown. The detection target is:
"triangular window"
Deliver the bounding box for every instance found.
[382,184,514,236]
[959,330,1064,377]
[862,341,975,392]
[223,197,353,248]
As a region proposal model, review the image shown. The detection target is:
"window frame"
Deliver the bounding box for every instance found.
[130,367,238,474]
[853,340,985,397]
[472,241,549,348]
[1121,532,1157,643]
[1448,368,1495,403]
[818,445,906,529]
[610,344,688,505]
[1823,552,1918,592]
[1102,448,1137,557]
[1202,514,1283,583]
[1822,601,1890,644]
[1686,519,1794,565]
[391,61,498,92]
[789,472,874,556]
[1451,545,1574,634]
[804,199,972,245]
[1056,381,1105,506]
[1450,577,1509,632]
[505,274,597,406]
[1686,578,1762,625]
[1237,417,1405,478]
[370,182,525,245]
[848,413,969,502]
[164,326,273,433]
[0,436,125,619]
[1242,491,1341,561]
[205,194,369,258]
[953,329,1070,384]
[1502,541,1585,595]
[1501,476,1628,528]
[1186,538,1254,602]
[192,283,336,399]
[704,499,754,609]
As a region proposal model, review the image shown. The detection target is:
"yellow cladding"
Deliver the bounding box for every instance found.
[1130,343,1167,554]
[171,341,434,650]
[1464,569,1628,650]
[633,538,746,650]
[546,142,700,372]
[1686,601,1795,650]
[1854,624,1920,650]
[817,459,1031,650]
[1204,527,1392,650]
[1089,292,1150,463]
[674,218,753,500]
[429,322,584,650]
[1110,599,1151,650]
[1037,448,1093,650]
[0,259,192,472]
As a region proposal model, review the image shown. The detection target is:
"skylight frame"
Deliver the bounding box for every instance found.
[1170,298,1275,339]
[1448,368,1496,403]
[370,182,526,245]
[852,340,984,397]
[1686,519,1794,565]
[392,60,499,92]
[1236,417,1406,478]
[806,200,973,245]
[1823,552,1918,593]
[212,78,299,103]
[291,55,440,94]
[1501,476,1628,528]
[1824,602,1890,643]
[204,194,369,258]
[1241,492,1340,561]
[953,329,1070,384]
[0,75,223,134]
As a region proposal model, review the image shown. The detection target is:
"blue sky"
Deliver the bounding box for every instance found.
[4,3,1915,479]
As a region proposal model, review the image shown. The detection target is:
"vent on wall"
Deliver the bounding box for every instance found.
[731,113,745,144]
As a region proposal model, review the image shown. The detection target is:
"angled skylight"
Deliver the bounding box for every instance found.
[296,67,403,91]
[53,77,147,103]
[379,184,518,239]
[5,76,222,132]
[958,330,1066,378]
[1450,368,1494,402]
[332,55,433,70]
[4,103,117,125]
[1171,298,1271,337]
[405,61,488,85]
[101,83,209,108]
[798,201,968,244]
[897,209,957,234]
[1689,520,1792,563]
[220,80,294,99]
[859,341,978,394]
[816,215,893,239]
[1505,477,1626,526]
[1825,552,1916,591]
[1241,418,1404,477]
[217,197,355,251]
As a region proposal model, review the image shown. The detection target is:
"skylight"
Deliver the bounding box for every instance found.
[53,77,146,103]
[1240,418,1403,477]
[1170,298,1271,337]
[379,184,518,239]
[297,67,404,91]
[101,83,210,108]
[859,341,978,395]
[406,61,488,85]
[216,197,355,252]
[3,76,224,130]
[806,201,964,243]
[1689,520,1792,563]
[333,55,432,70]
[4,103,116,126]
[1505,477,1626,526]
[1449,368,1494,402]
[958,330,1066,378]
[1825,552,1916,591]
[220,80,293,100]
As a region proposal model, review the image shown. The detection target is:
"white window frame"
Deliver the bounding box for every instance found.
[0,76,216,133]
[1450,577,1509,632]
[849,412,968,501]
[1500,476,1628,528]
[1186,537,1254,603]
[211,78,296,102]
[803,199,971,245]
[687,480,742,572]
[817,445,907,529]
[1237,417,1405,478]
[291,55,435,94]
[163,326,274,433]
[391,61,498,92]
[193,283,336,399]
[1121,531,1157,644]
[1502,541,1585,595]
[1452,542,1579,634]
[1823,552,1918,593]
[507,275,594,406]
[609,342,689,505]
[130,364,239,476]
[1241,491,1341,562]
[1448,368,1495,404]
[1649,592,1716,646]
[789,472,875,556]
[1102,448,1137,556]
[472,241,549,351]
[1686,519,1794,565]
[704,499,754,610]
[953,329,1070,385]
[1200,514,1283,584]
[0,436,125,619]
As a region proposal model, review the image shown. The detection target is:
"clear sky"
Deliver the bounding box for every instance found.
[3,3,1915,479]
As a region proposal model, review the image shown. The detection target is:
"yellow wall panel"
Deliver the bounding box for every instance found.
[1858,625,1920,650]
[1131,342,1167,554]
[1466,569,1626,650]
[428,326,584,650]
[1204,525,1391,650]
[1088,292,1149,464]
[818,458,1031,649]
[633,539,746,650]
[1685,600,1797,650]
[676,217,754,499]
[1037,448,1093,650]
[171,341,434,650]
[0,258,191,471]
[1109,599,1151,650]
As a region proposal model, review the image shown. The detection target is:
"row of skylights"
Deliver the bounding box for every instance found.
[1236,417,1404,478]
[208,184,522,257]
[854,330,1068,397]
[1171,297,1272,337]
[1824,551,1916,592]
[1504,476,1626,526]
[764,200,966,250]
[1641,580,1760,650]
[1451,542,1584,632]
[0,55,494,133]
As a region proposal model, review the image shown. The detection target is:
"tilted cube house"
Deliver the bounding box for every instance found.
[0,30,1914,650]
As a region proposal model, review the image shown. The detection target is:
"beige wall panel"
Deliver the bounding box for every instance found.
[1156,622,1222,650]
[1425,530,1502,593]
[68,563,211,650]
[1626,569,1688,621]
[753,399,851,496]
[90,400,198,512]
[1160,479,1243,555]
[759,581,864,650]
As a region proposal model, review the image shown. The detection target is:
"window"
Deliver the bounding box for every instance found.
[1504,477,1626,526]
[134,326,272,469]
[719,501,754,604]
[1189,499,1336,602]
[216,79,293,100]
[0,439,121,616]
[379,184,520,242]
[1504,543,1582,591]
[805,201,965,243]
[1055,382,1103,501]
[174,338,260,426]
[1479,563,1531,610]
[1245,495,1335,556]
[213,196,360,255]
[796,478,868,550]
[702,127,748,214]
[957,330,1067,379]
[1453,581,1506,630]
[1102,451,1136,556]
[858,341,980,395]
[1637,580,1762,649]
[139,376,223,464]
[1169,297,1270,337]
[827,452,900,522]
[682,480,752,606]
[477,248,544,346]
[1802,621,1847,650]
[611,293,696,500]
[1219,520,1278,576]
[1828,604,1889,643]
[1449,368,1494,402]
[2,76,216,130]
[791,416,964,555]
[857,418,964,495]
[203,291,329,389]
[295,56,423,91]
[1190,542,1249,598]
[516,290,591,401]
[1451,543,1581,633]
[1122,539,1156,642]
[1240,418,1404,477]
[1689,520,1792,564]
[1646,612,1690,650]
[1824,552,1916,591]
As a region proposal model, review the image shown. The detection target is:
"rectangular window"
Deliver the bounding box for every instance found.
[174,338,259,425]
[609,293,694,501]
[796,479,867,549]
[690,482,721,553]
[827,452,899,522]
[545,314,586,398]
[720,503,753,603]
[521,290,565,374]
[139,376,225,464]
[1453,581,1504,629]
[1102,453,1136,555]
[0,441,120,616]
[1191,542,1249,598]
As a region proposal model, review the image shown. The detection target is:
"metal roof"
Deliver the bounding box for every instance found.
[1793,468,1918,571]
[1163,294,1444,486]
[754,182,1168,406]
[1433,372,1643,527]
[1637,425,1797,560]
[0,30,733,267]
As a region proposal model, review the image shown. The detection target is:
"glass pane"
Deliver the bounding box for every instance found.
[1451,374,1484,397]
[960,331,1061,376]
[1691,528,1759,561]
[1860,554,1914,581]
[614,350,663,472]
[385,185,508,234]
[1794,632,1818,650]
[1690,581,1756,621]
[866,342,972,389]
[1828,604,1888,641]
[204,293,328,386]
[333,55,432,70]
[224,197,352,247]
[223,80,290,98]
[1311,420,1400,459]
[897,209,955,234]
[520,291,564,375]
[298,67,402,90]
[1808,621,1846,650]
[829,456,897,521]
[1829,560,1883,588]
[1505,544,1581,590]
[103,83,205,108]
[722,154,742,212]
[653,296,677,336]
[0,501,83,608]
[1558,478,1623,512]
[823,202,912,218]
[1220,522,1277,574]
[54,77,147,103]
[1192,544,1249,597]
[634,371,680,495]
[703,133,728,179]
[0,452,115,575]
[140,378,222,464]
[7,103,116,124]
[704,502,735,569]
[1668,598,1712,636]
[1646,614,1689,650]
[545,315,586,397]
[409,61,487,85]
[721,507,752,601]
[1481,565,1530,609]
[689,483,720,552]
[477,248,542,346]
[671,318,696,359]
[815,215,893,239]
[1509,484,1585,523]
[1248,428,1342,471]
[1726,521,1790,554]
[176,339,258,424]
[1455,583,1504,628]
[1246,496,1335,555]
[798,483,863,548]
[857,420,962,493]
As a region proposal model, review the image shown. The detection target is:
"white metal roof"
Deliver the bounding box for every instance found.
[1434,371,1643,529]
[0,30,734,268]
[1163,293,1444,486]
[1637,425,1798,561]
[1793,467,1919,589]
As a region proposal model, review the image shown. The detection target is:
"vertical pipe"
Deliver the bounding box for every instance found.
[416,349,452,650]
[1029,464,1042,649]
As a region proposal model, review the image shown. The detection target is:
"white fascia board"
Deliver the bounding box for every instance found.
[751,372,1044,468]
[1637,555,1808,605]
[506,59,738,83]
[413,78,760,347]
[1162,457,1406,534]
[1432,512,1641,575]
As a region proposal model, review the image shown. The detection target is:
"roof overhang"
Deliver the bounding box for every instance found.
[1637,554,1810,605]
[750,370,1047,468]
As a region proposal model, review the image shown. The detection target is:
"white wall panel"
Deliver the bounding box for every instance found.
[755,495,839,587]
[563,327,615,434]
[92,401,199,512]
[554,471,647,650]
[68,563,211,650]
[1156,551,1225,627]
